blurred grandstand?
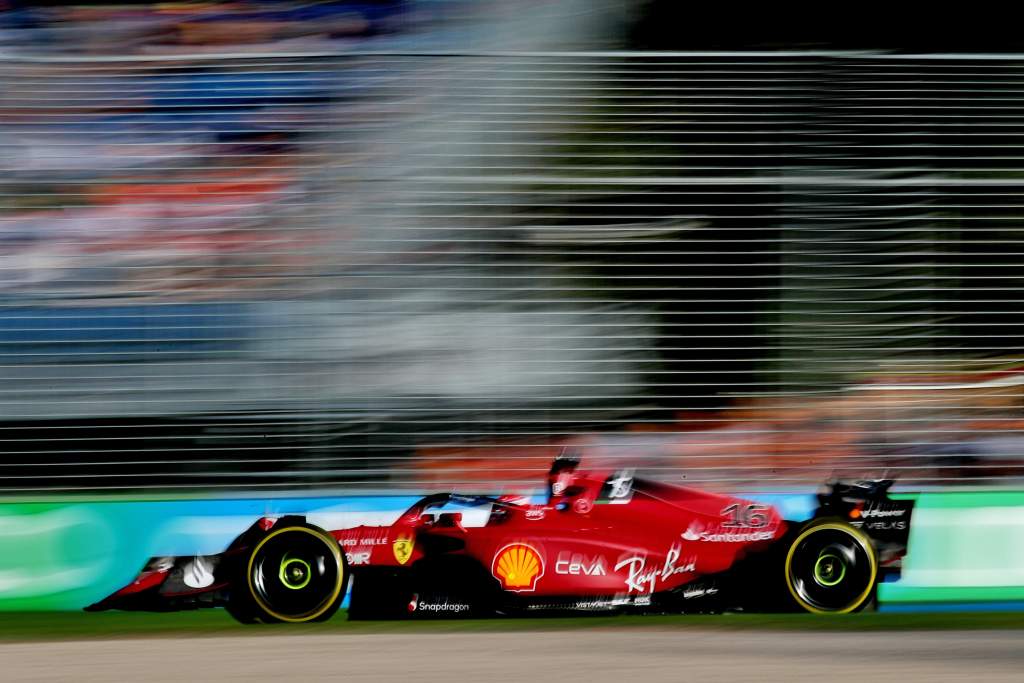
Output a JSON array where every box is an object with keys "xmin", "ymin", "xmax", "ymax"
[{"xmin": 2, "ymin": 2, "xmax": 1024, "ymax": 492}]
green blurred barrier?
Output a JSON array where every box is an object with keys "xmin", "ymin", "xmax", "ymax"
[
  {"xmin": 0, "ymin": 503, "xmax": 123, "ymax": 610},
  {"xmin": 879, "ymin": 491, "xmax": 1024, "ymax": 604}
]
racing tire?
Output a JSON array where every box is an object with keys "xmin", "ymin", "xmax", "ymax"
[
  {"xmin": 224, "ymin": 595, "xmax": 261, "ymax": 624},
  {"xmin": 228, "ymin": 523, "xmax": 346, "ymax": 624},
  {"xmin": 784, "ymin": 519, "xmax": 877, "ymax": 614}
]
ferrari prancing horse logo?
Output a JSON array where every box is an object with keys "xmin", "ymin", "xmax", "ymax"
[{"xmin": 393, "ymin": 534, "xmax": 414, "ymax": 565}]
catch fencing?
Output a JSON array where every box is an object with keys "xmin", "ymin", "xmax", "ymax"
[{"xmin": 3, "ymin": 50, "xmax": 1024, "ymax": 492}]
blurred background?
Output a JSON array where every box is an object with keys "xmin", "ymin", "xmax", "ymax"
[{"xmin": 3, "ymin": 1, "xmax": 1024, "ymax": 494}]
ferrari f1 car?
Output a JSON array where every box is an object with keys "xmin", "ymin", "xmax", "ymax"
[{"xmin": 87, "ymin": 458, "xmax": 914, "ymax": 622}]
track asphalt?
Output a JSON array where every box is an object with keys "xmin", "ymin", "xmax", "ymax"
[{"xmin": 2, "ymin": 628, "xmax": 1022, "ymax": 682}]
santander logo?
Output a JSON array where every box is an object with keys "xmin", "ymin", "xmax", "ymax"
[{"xmin": 681, "ymin": 521, "xmax": 776, "ymax": 543}]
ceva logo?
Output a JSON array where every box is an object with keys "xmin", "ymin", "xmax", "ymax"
[
  {"xmin": 555, "ymin": 552, "xmax": 607, "ymax": 576},
  {"xmin": 492, "ymin": 543, "xmax": 544, "ymax": 592}
]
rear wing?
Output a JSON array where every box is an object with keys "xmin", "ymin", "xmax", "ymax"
[{"xmin": 815, "ymin": 479, "xmax": 915, "ymax": 551}]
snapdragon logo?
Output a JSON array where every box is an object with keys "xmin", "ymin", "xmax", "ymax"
[{"xmin": 408, "ymin": 594, "xmax": 470, "ymax": 613}]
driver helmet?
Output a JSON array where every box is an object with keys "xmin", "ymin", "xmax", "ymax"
[{"xmin": 548, "ymin": 451, "xmax": 581, "ymax": 501}]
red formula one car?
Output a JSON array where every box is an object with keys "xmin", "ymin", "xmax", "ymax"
[{"xmin": 88, "ymin": 457, "xmax": 914, "ymax": 622}]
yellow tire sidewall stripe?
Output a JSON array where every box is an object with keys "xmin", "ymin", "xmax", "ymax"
[
  {"xmin": 784, "ymin": 521, "xmax": 877, "ymax": 615},
  {"xmin": 246, "ymin": 525, "xmax": 345, "ymax": 623}
]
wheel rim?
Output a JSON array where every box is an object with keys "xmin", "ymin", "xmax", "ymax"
[
  {"xmin": 279, "ymin": 554, "xmax": 312, "ymax": 590},
  {"xmin": 248, "ymin": 527, "xmax": 343, "ymax": 622},
  {"xmin": 786, "ymin": 523, "xmax": 876, "ymax": 614},
  {"xmin": 813, "ymin": 552, "xmax": 846, "ymax": 587}
]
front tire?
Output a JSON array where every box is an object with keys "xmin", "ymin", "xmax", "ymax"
[
  {"xmin": 229, "ymin": 524, "xmax": 345, "ymax": 624},
  {"xmin": 784, "ymin": 519, "xmax": 877, "ymax": 614}
]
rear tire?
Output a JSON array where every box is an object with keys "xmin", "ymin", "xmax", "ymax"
[
  {"xmin": 229, "ymin": 523, "xmax": 346, "ymax": 624},
  {"xmin": 784, "ymin": 519, "xmax": 877, "ymax": 614},
  {"xmin": 224, "ymin": 594, "xmax": 261, "ymax": 624}
]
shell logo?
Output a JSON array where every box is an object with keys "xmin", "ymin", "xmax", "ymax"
[{"xmin": 491, "ymin": 543, "xmax": 544, "ymax": 592}]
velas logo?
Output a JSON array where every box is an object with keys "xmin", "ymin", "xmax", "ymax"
[
  {"xmin": 392, "ymin": 533, "xmax": 414, "ymax": 565},
  {"xmin": 860, "ymin": 520, "xmax": 907, "ymax": 531},
  {"xmin": 492, "ymin": 543, "xmax": 544, "ymax": 592}
]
